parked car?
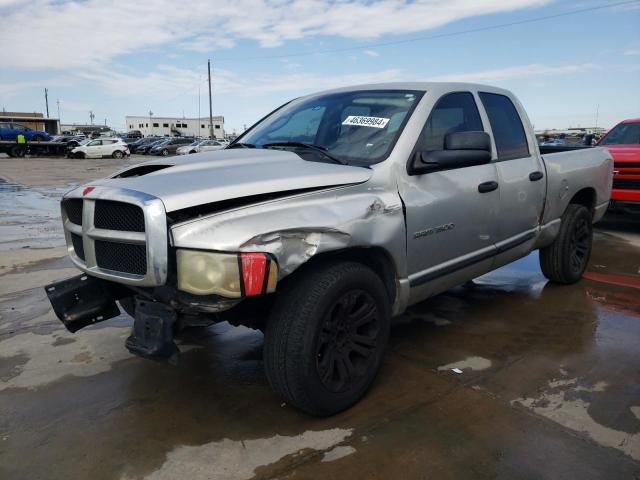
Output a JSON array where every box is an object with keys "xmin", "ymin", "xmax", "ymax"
[
  {"xmin": 150, "ymin": 137, "xmax": 194, "ymax": 156},
  {"xmin": 176, "ymin": 139, "xmax": 226, "ymax": 155},
  {"xmin": 126, "ymin": 130, "xmax": 143, "ymax": 138},
  {"xmin": 539, "ymin": 138, "xmax": 566, "ymax": 146},
  {"xmin": 46, "ymin": 82, "xmax": 612, "ymax": 416},
  {"xmin": 0, "ymin": 122, "xmax": 51, "ymax": 141},
  {"xmin": 136, "ymin": 138, "xmax": 167, "ymax": 155},
  {"xmin": 52, "ymin": 134, "xmax": 86, "ymax": 148},
  {"xmin": 597, "ymin": 118, "xmax": 640, "ymax": 213},
  {"xmin": 69, "ymin": 138, "xmax": 130, "ymax": 159}
]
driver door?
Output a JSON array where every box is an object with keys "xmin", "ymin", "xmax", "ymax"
[
  {"xmin": 85, "ymin": 139, "xmax": 103, "ymax": 157},
  {"xmin": 399, "ymin": 92, "xmax": 501, "ymax": 301}
]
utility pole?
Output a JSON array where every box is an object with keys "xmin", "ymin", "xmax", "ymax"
[
  {"xmin": 44, "ymin": 88, "xmax": 49, "ymax": 117},
  {"xmin": 149, "ymin": 110, "xmax": 153, "ymax": 134},
  {"xmin": 89, "ymin": 110, "xmax": 95, "ymax": 125},
  {"xmin": 207, "ymin": 59, "xmax": 214, "ymax": 139},
  {"xmin": 198, "ymin": 76, "xmax": 201, "ymax": 136},
  {"xmin": 56, "ymin": 99, "xmax": 61, "ymax": 122},
  {"xmin": 595, "ymin": 104, "xmax": 600, "ymax": 129}
]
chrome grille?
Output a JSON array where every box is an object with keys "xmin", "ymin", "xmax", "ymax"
[{"xmin": 61, "ymin": 188, "xmax": 167, "ymax": 286}]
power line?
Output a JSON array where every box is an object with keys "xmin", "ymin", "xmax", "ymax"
[{"xmin": 213, "ymin": 0, "xmax": 640, "ymax": 63}]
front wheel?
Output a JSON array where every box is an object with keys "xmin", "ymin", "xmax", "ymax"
[
  {"xmin": 539, "ymin": 204, "xmax": 593, "ymax": 284},
  {"xmin": 161, "ymin": 148, "xmax": 169, "ymax": 156},
  {"xmin": 264, "ymin": 261, "xmax": 390, "ymax": 416}
]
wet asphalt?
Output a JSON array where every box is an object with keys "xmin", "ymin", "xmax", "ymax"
[{"xmin": 0, "ymin": 156, "xmax": 639, "ymax": 479}]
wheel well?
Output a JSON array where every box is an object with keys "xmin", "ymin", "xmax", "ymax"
[
  {"xmin": 297, "ymin": 247, "xmax": 398, "ymax": 305},
  {"xmin": 569, "ymin": 188, "xmax": 596, "ymax": 216}
]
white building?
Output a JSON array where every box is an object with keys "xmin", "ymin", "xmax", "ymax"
[{"xmin": 125, "ymin": 115, "xmax": 225, "ymax": 139}]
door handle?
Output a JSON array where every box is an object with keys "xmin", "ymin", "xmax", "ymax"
[
  {"xmin": 478, "ymin": 181, "xmax": 499, "ymax": 193},
  {"xmin": 529, "ymin": 171, "xmax": 544, "ymax": 181}
]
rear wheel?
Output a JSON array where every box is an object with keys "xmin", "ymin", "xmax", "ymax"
[
  {"xmin": 161, "ymin": 148, "xmax": 169, "ymax": 156},
  {"xmin": 112, "ymin": 150, "xmax": 124, "ymax": 159},
  {"xmin": 264, "ymin": 261, "xmax": 390, "ymax": 416},
  {"xmin": 74, "ymin": 151, "xmax": 85, "ymax": 159},
  {"xmin": 539, "ymin": 204, "xmax": 592, "ymax": 284}
]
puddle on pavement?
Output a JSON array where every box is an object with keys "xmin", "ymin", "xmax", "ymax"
[{"xmin": 0, "ymin": 177, "xmax": 70, "ymax": 250}]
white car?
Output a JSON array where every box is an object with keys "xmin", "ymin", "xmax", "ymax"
[
  {"xmin": 70, "ymin": 138, "xmax": 130, "ymax": 159},
  {"xmin": 176, "ymin": 139, "xmax": 226, "ymax": 155}
]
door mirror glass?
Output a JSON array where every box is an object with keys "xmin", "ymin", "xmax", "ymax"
[{"xmin": 409, "ymin": 131, "xmax": 492, "ymax": 175}]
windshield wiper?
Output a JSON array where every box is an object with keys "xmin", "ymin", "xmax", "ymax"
[
  {"xmin": 228, "ymin": 142, "xmax": 256, "ymax": 149},
  {"xmin": 262, "ymin": 142, "xmax": 347, "ymax": 165}
]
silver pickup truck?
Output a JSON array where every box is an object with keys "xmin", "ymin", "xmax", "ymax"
[{"xmin": 45, "ymin": 83, "xmax": 612, "ymax": 416}]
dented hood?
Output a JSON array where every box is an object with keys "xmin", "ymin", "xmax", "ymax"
[{"xmin": 90, "ymin": 149, "xmax": 372, "ymax": 212}]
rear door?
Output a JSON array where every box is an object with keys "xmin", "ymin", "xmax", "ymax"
[
  {"xmin": 401, "ymin": 91, "xmax": 501, "ymax": 300},
  {"xmin": 478, "ymin": 92, "xmax": 545, "ymax": 261}
]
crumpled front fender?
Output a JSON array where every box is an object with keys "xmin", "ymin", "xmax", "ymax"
[{"xmin": 170, "ymin": 185, "xmax": 406, "ymax": 279}]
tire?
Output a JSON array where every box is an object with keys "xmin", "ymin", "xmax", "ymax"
[
  {"xmin": 161, "ymin": 148, "xmax": 169, "ymax": 156},
  {"xmin": 9, "ymin": 146, "xmax": 26, "ymax": 158},
  {"xmin": 112, "ymin": 150, "xmax": 124, "ymax": 159},
  {"xmin": 74, "ymin": 151, "xmax": 85, "ymax": 159},
  {"xmin": 264, "ymin": 261, "xmax": 390, "ymax": 416},
  {"xmin": 539, "ymin": 204, "xmax": 593, "ymax": 284}
]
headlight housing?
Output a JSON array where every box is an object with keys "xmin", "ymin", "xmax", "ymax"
[{"xmin": 177, "ymin": 250, "xmax": 277, "ymax": 298}]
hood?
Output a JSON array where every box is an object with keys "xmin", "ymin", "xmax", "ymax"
[
  {"xmin": 601, "ymin": 145, "xmax": 640, "ymax": 163},
  {"xmin": 89, "ymin": 149, "xmax": 372, "ymax": 212}
]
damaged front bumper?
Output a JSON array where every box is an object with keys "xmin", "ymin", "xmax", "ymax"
[{"xmin": 45, "ymin": 274, "xmax": 181, "ymax": 363}]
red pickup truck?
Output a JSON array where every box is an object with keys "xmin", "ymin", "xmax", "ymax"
[{"xmin": 598, "ymin": 118, "xmax": 640, "ymax": 213}]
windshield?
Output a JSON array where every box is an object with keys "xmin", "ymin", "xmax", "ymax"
[
  {"xmin": 601, "ymin": 122, "xmax": 640, "ymax": 145},
  {"xmin": 79, "ymin": 138, "xmax": 92, "ymax": 146},
  {"xmin": 239, "ymin": 89, "xmax": 423, "ymax": 165}
]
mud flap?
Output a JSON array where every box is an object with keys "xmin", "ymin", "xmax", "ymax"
[
  {"xmin": 125, "ymin": 298, "xmax": 180, "ymax": 365},
  {"xmin": 45, "ymin": 274, "xmax": 121, "ymax": 333}
]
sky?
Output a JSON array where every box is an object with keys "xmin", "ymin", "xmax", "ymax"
[{"xmin": 0, "ymin": 0, "xmax": 639, "ymax": 134}]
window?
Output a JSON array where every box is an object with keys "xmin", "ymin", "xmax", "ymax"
[
  {"xmin": 201, "ymin": 124, "xmax": 205, "ymax": 129},
  {"xmin": 479, "ymin": 92, "xmax": 530, "ymax": 160},
  {"xmin": 87, "ymin": 140, "xmax": 102, "ymax": 146},
  {"xmin": 139, "ymin": 123, "xmax": 143, "ymax": 128},
  {"xmin": 145, "ymin": 123, "xmax": 148, "ymax": 127},
  {"xmin": 601, "ymin": 122, "xmax": 640, "ymax": 145},
  {"xmin": 416, "ymin": 92, "xmax": 484, "ymax": 151},
  {"xmin": 215, "ymin": 125, "xmax": 220, "ymax": 129},
  {"xmin": 153, "ymin": 123, "xmax": 159, "ymax": 127},
  {"xmin": 163, "ymin": 123, "xmax": 169, "ymax": 128},
  {"xmin": 129, "ymin": 125, "xmax": 133, "ymax": 129},
  {"xmin": 182, "ymin": 123, "xmax": 188, "ymax": 128},
  {"xmin": 241, "ymin": 90, "xmax": 423, "ymax": 165}
]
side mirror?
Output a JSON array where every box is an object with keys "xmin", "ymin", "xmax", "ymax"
[{"xmin": 409, "ymin": 131, "xmax": 492, "ymax": 175}]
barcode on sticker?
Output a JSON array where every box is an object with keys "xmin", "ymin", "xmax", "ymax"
[{"xmin": 342, "ymin": 116, "xmax": 390, "ymax": 129}]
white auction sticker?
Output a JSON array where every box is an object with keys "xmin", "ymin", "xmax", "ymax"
[{"xmin": 342, "ymin": 115, "xmax": 390, "ymax": 129}]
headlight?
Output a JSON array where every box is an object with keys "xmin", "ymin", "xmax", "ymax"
[{"xmin": 177, "ymin": 250, "xmax": 277, "ymax": 298}]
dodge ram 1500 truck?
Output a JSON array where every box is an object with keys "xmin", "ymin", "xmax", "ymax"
[{"xmin": 45, "ymin": 83, "xmax": 612, "ymax": 416}]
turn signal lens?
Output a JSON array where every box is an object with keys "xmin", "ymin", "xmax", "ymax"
[{"xmin": 177, "ymin": 250, "xmax": 242, "ymax": 297}]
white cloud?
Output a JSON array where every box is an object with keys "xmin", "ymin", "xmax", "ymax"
[
  {"xmin": 364, "ymin": 50, "xmax": 380, "ymax": 57},
  {"xmin": 75, "ymin": 63, "xmax": 402, "ymax": 99},
  {"xmin": 623, "ymin": 49, "xmax": 640, "ymax": 56},
  {"xmin": 0, "ymin": 0, "xmax": 550, "ymax": 70},
  {"xmin": 429, "ymin": 63, "xmax": 599, "ymax": 83}
]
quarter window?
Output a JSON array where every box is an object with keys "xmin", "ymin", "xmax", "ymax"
[
  {"xmin": 417, "ymin": 92, "xmax": 484, "ymax": 151},
  {"xmin": 479, "ymin": 92, "xmax": 530, "ymax": 160}
]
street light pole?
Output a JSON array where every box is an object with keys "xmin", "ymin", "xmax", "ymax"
[{"xmin": 208, "ymin": 59, "xmax": 214, "ymax": 140}]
